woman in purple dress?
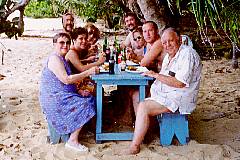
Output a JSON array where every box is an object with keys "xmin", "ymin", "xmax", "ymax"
[{"xmin": 39, "ymin": 33, "xmax": 98, "ymax": 152}]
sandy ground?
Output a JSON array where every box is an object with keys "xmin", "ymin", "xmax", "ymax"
[{"xmin": 0, "ymin": 17, "xmax": 240, "ymax": 159}]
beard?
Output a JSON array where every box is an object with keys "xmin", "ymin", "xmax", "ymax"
[
  {"xmin": 129, "ymin": 25, "xmax": 137, "ymax": 32},
  {"xmin": 64, "ymin": 24, "xmax": 73, "ymax": 32}
]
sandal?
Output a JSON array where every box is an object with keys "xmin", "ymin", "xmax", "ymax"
[{"xmin": 65, "ymin": 141, "xmax": 89, "ymax": 153}]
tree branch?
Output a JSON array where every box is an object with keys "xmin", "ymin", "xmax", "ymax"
[{"xmin": 2, "ymin": 0, "xmax": 30, "ymax": 19}]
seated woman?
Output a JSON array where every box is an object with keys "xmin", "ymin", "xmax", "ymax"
[
  {"xmin": 39, "ymin": 33, "xmax": 99, "ymax": 152},
  {"xmin": 82, "ymin": 23, "xmax": 101, "ymax": 63},
  {"xmin": 65, "ymin": 27, "xmax": 105, "ymax": 96},
  {"xmin": 127, "ymin": 26, "xmax": 147, "ymax": 63}
]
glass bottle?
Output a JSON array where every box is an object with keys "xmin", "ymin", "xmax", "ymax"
[
  {"xmin": 109, "ymin": 50, "xmax": 115, "ymax": 74},
  {"xmin": 105, "ymin": 41, "xmax": 110, "ymax": 62},
  {"xmin": 121, "ymin": 48, "xmax": 127, "ymax": 71},
  {"xmin": 103, "ymin": 36, "xmax": 107, "ymax": 53}
]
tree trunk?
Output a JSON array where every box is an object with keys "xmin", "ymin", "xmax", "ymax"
[
  {"xmin": 18, "ymin": 7, "xmax": 24, "ymax": 36},
  {"xmin": 128, "ymin": 0, "xmax": 145, "ymax": 23},
  {"xmin": 137, "ymin": 0, "xmax": 168, "ymax": 32},
  {"xmin": 232, "ymin": 43, "xmax": 239, "ymax": 69},
  {"xmin": 2, "ymin": 0, "xmax": 30, "ymax": 19}
]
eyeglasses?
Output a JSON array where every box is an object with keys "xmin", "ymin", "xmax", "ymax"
[
  {"xmin": 57, "ymin": 41, "xmax": 71, "ymax": 45},
  {"xmin": 133, "ymin": 36, "xmax": 143, "ymax": 41}
]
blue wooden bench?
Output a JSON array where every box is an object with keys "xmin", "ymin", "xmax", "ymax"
[
  {"xmin": 157, "ymin": 113, "xmax": 190, "ymax": 146},
  {"xmin": 47, "ymin": 121, "xmax": 69, "ymax": 144}
]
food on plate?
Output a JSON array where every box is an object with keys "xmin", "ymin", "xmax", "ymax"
[
  {"xmin": 102, "ymin": 63, "xmax": 109, "ymax": 70},
  {"xmin": 131, "ymin": 59, "xmax": 139, "ymax": 64},
  {"xmin": 127, "ymin": 66, "xmax": 137, "ymax": 71}
]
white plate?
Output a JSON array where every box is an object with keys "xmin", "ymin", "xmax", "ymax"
[
  {"xmin": 125, "ymin": 66, "xmax": 148, "ymax": 74},
  {"xmin": 99, "ymin": 66, "xmax": 109, "ymax": 73},
  {"xmin": 126, "ymin": 60, "xmax": 139, "ymax": 66}
]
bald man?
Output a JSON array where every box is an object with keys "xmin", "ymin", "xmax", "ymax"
[{"xmin": 124, "ymin": 27, "xmax": 202, "ymax": 154}]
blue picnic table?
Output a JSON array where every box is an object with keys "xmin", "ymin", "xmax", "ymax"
[{"xmin": 91, "ymin": 70, "xmax": 153, "ymax": 143}]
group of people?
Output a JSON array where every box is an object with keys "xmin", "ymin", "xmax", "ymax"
[
  {"xmin": 39, "ymin": 13, "xmax": 105, "ymax": 152},
  {"xmin": 39, "ymin": 12, "xmax": 202, "ymax": 154}
]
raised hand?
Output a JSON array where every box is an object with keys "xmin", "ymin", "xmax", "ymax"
[
  {"xmin": 97, "ymin": 52, "xmax": 106, "ymax": 64},
  {"xmin": 126, "ymin": 47, "xmax": 134, "ymax": 60}
]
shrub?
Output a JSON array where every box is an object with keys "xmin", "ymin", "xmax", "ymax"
[{"xmin": 24, "ymin": 0, "xmax": 56, "ymax": 18}]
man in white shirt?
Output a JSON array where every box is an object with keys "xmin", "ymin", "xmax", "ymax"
[{"xmin": 125, "ymin": 27, "xmax": 202, "ymax": 154}]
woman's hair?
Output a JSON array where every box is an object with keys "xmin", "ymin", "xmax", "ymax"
[
  {"xmin": 84, "ymin": 22, "xmax": 100, "ymax": 40},
  {"xmin": 71, "ymin": 27, "xmax": 88, "ymax": 40},
  {"xmin": 53, "ymin": 32, "xmax": 71, "ymax": 43}
]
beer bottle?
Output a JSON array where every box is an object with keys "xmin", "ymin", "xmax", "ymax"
[
  {"xmin": 103, "ymin": 36, "xmax": 107, "ymax": 53},
  {"xmin": 121, "ymin": 48, "xmax": 127, "ymax": 71},
  {"xmin": 105, "ymin": 41, "xmax": 110, "ymax": 62},
  {"xmin": 109, "ymin": 50, "xmax": 115, "ymax": 74}
]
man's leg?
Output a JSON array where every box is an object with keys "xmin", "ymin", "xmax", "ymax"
[
  {"xmin": 132, "ymin": 89, "xmax": 139, "ymax": 115},
  {"xmin": 128, "ymin": 100, "xmax": 170, "ymax": 154}
]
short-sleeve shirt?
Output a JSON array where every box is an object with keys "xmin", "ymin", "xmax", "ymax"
[
  {"xmin": 146, "ymin": 45, "xmax": 202, "ymax": 114},
  {"xmin": 125, "ymin": 31, "xmax": 136, "ymax": 49}
]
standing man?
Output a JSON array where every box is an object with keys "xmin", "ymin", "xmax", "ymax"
[
  {"xmin": 62, "ymin": 12, "xmax": 74, "ymax": 36},
  {"xmin": 124, "ymin": 27, "xmax": 202, "ymax": 154}
]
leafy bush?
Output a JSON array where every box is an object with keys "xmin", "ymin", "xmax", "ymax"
[
  {"xmin": 24, "ymin": 0, "xmax": 56, "ymax": 18},
  {"xmin": 24, "ymin": 0, "xmax": 123, "ymax": 28}
]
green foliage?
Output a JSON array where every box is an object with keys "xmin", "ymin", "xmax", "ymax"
[
  {"xmin": 0, "ymin": 0, "xmax": 7, "ymax": 8},
  {"xmin": 219, "ymin": 0, "xmax": 240, "ymax": 44},
  {"xmin": 0, "ymin": 17, "xmax": 22, "ymax": 39},
  {"xmin": 168, "ymin": 0, "xmax": 240, "ymax": 45},
  {"xmin": 24, "ymin": 0, "xmax": 123, "ymax": 28},
  {"xmin": 24, "ymin": 0, "xmax": 56, "ymax": 18}
]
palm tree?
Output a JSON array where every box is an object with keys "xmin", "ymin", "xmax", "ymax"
[{"xmin": 165, "ymin": 0, "xmax": 239, "ymax": 68}]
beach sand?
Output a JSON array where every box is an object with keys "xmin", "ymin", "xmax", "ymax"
[{"xmin": 0, "ymin": 17, "xmax": 240, "ymax": 159}]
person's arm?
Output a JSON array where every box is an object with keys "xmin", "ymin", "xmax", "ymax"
[
  {"xmin": 48, "ymin": 55, "xmax": 96, "ymax": 84},
  {"xmin": 142, "ymin": 70, "xmax": 186, "ymax": 88},
  {"xmin": 140, "ymin": 39, "xmax": 163, "ymax": 67},
  {"xmin": 121, "ymin": 32, "xmax": 132, "ymax": 49},
  {"xmin": 66, "ymin": 50, "xmax": 104, "ymax": 72}
]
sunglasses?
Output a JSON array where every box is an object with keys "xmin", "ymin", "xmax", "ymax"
[
  {"xmin": 57, "ymin": 41, "xmax": 71, "ymax": 45},
  {"xmin": 133, "ymin": 36, "xmax": 143, "ymax": 41}
]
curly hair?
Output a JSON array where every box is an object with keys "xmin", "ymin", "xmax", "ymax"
[
  {"xmin": 71, "ymin": 27, "xmax": 88, "ymax": 40},
  {"xmin": 84, "ymin": 23, "xmax": 100, "ymax": 40}
]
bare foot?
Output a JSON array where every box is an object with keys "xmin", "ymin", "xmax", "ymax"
[{"xmin": 116, "ymin": 144, "xmax": 140, "ymax": 155}]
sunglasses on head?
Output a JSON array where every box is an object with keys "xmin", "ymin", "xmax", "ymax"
[
  {"xmin": 57, "ymin": 41, "xmax": 71, "ymax": 45},
  {"xmin": 133, "ymin": 36, "xmax": 142, "ymax": 41}
]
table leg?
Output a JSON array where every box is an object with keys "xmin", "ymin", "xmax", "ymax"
[
  {"xmin": 139, "ymin": 85, "xmax": 145, "ymax": 101},
  {"xmin": 96, "ymin": 83, "xmax": 102, "ymax": 144}
]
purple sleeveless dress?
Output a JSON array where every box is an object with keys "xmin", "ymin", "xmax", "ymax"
[{"xmin": 39, "ymin": 53, "xmax": 95, "ymax": 134}]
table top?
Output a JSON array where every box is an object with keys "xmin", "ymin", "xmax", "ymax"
[{"xmin": 91, "ymin": 71, "xmax": 154, "ymax": 81}]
